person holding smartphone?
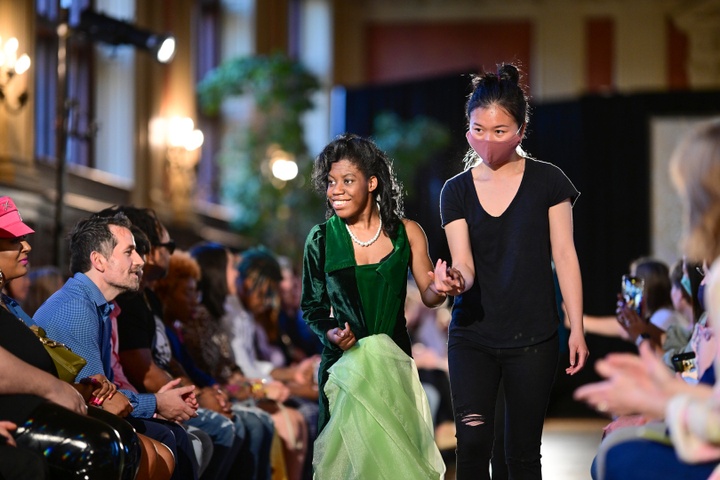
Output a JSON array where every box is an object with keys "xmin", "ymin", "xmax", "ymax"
[
  {"xmin": 616, "ymin": 258, "xmax": 691, "ymax": 350},
  {"xmin": 431, "ymin": 64, "xmax": 589, "ymax": 479}
]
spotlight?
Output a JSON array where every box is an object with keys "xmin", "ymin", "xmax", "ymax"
[{"xmin": 78, "ymin": 10, "xmax": 176, "ymax": 64}]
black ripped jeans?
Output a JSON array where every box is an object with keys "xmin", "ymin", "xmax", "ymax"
[{"xmin": 448, "ymin": 332, "xmax": 558, "ymax": 480}]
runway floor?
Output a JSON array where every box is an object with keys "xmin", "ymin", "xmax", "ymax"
[{"xmin": 442, "ymin": 417, "xmax": 607, "ymax": 480}]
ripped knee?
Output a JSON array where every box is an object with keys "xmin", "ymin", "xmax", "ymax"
[{"xmin": 459, "ymin": 413, "xmax": 486, "ymax": 427}]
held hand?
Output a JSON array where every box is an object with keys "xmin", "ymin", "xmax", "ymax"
[
  {"xmin": 428, "ymin": 259, "xmax": 465, "ymax": 297},
  {"xmin": 155, "ymin": 383, "xmax": 199, "ymax": 422},
  {"xmin": 79, "ymin": 375, "xmax": 117, "ymax": 403},
  {"xmin": 0, "ymin": 421, "xmax": 17, "ymax": 447},
  {"xmin": 158, "ymin": 377, "xmax": 198, "ymax": 408},
  {"xmin": 101, "ymin": 392, "xmax": 134, "ymax": 418},
  {"xmin": 565, "ymin": 329, "xmax": 589, "ymax": 375},
  {"xmin": 326, "ymin": 323, "xmax": 357, "ymax": 351}
]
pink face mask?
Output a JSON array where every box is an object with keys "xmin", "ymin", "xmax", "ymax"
[{"xmin": 466, "ymin": 126, "xmax": 523, "ymax": 165}]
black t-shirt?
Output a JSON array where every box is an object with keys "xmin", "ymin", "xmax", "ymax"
[
  {"xmin": 116, "ymin": 288, "xmax": 172, "ymax": 371},
  {"xmin": 0, "ymin": 307, "xmax": 57, "ymax": 424},
  {"xmin": 116, "ymin": 290, "xmax": 156, "ymax": 351},
  {"xmin": 440, "ymin": 158, "xmax": 579, "ymax": 348}
]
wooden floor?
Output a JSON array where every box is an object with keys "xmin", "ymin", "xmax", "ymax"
[
  {"xmin": 442, "ymin": 417, "xmax": 607, "ymax": 480},
  {"xmin": 541, "ymin": 418, "xmax": 606, "ymax": 480}
]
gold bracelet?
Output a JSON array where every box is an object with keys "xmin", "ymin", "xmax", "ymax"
[{"xmin": 251, "ymin": 380, "xmax": 267, "ymax": 397}]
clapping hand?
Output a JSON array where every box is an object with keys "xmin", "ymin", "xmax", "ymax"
[{"xmin": 574, "ymin": 342, "xmax": 679, "ymax": 419}]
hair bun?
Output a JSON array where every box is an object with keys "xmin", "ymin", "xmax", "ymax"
[{"xmin": 498, "ymin": 64, "xmax": 520, "ymax": 85}]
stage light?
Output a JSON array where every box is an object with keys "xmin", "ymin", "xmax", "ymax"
[{"xmin": 79, "ymin": 10, "xmax": 176, "ymax": 64}]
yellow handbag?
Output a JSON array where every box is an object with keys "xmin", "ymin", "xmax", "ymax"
[{"xmin": 30, "ymin": 325, "xmax": 87, "ymax": 383}]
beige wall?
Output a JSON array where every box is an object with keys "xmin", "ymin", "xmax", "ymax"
[{"xmin": 331, "ymin": 0, "xmax": 691, "ymax": 101}]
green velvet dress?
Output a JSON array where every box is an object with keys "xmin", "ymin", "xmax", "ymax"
[{"xmin": 301, "ymin": 215, "xmax": 445, "ymax": 479}]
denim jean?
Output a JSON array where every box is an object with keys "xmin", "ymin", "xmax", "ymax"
[
  {"xmin": 448, "ymin": 333, "xmax": 558, "ymax": 480},
  {"xmin": 186, "ymin": 407, "xmax": 241, "ymax": 480},
  {"xmin": 232, "ymin": 404, "xmax": 275, "ymax": 480}
]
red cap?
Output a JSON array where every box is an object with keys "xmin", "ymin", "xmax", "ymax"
[{"xmin": 0, "ymin": 197, "xmax": 35, "ymax": 238}]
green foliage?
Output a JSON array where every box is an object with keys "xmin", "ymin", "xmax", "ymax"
[
  {"xmin": 196, "ymin": 53, "xmax": 322, "ymax": 258},
  {"xmin": 372, "ymin": 112, "xmax": 451, "ymax": 201}
]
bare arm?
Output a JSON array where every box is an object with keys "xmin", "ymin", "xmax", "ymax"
[
  {"xmin": 0, "ymin": 346, "xmax": 86, "ymax": 414},
  {"xmin": 581, "ymin": 313, "xmax": 628, "ymax": 338},
  {"xmin": 119, "ymin": 348, "xmax": 174, "ymax": 393},
  {"xmin": 549, "ymin": 200, "xmax": 589, "ymax": 375},
  {"xmin": 438, "ymin": 219, "xmax": 475, "ymax": 295},
  {"xmin": 404, "ymin": 219, "xmax": 449, "ymax": 308}
]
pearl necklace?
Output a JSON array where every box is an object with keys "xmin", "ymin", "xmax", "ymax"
[{"xmin": 346, "ymin": 216, "xmax": 383, "ymax": 247}]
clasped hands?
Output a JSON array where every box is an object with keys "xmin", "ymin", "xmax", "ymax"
[{"xmin": 429, "ymin": 259, "xmax": 465, "ymax": 297}]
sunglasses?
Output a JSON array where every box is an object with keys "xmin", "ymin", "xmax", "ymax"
[{"xmin": 155, "ymin": 240, "xmax": 176, "ymax": 254}]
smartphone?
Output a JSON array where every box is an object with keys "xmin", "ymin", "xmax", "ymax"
[
  {"xmin": 671, "ymin": 351, "xmax": 696, "ymax": 373},
  {"xmin": 621, "ymin": 275, "xmax": 644, "ymax": 316}
]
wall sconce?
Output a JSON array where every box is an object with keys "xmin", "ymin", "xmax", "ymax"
[
  {"xmin": 160, "ymin": 116, "xmax": 203, "ymax": 221},
  {"xmin": 266, "ymin": 144, "xmax": 298, "ymax": 188},
  {"xmin": 166, "ymin": 116, "xmax": 204, "ymax": 152},
  {"xmin": 0, "ymin": 36, "xmax": 31, "ymax": 112},
  {"xmin": 79, "ymin": 9, "xmax": 176, "ymax": 64}
]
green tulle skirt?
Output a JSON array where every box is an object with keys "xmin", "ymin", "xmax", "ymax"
[{"xmin": 313, "ymin": 334, "xmax": 446, "ymax": 479}]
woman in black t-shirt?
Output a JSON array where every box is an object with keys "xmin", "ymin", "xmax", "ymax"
[{"xmin": 431, "ymin": 65, "xmax": 589, "ymax": 479}]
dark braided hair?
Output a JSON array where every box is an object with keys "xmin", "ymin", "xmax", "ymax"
[{"xmin": 311, "ymin": 133, "xmax": 404, "ymax": 240}]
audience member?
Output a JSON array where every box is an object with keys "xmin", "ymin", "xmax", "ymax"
[
  {"xmin": 189, "ymin": 243, "xmax": 309, "ymax": 480},
  {"xmin": 34, "ymin": 212, "xmax": 201, "ymax": 480},
  {"xmin": 575, "ymin": 118, "xmax": 720, "ymax": 479},
  {"xmin": 0, "ymin": 196, "xmax": 145, "ymax": 479},
  {"xmin": 155, "ymin": 248, "xmax": 277, "ymax": 480},
  {"xmin": 277, "ymin": 256, "xmax": 322, "ymax": 363},
  {"xmin": 96, "ymin": 205, "xmax": 251, "ymax": 480},
  {"xmin": 581, "ymin": 257, "xmax": 691, "ymax": 353},
  {"xmin": 616, "ymin": 257, "xmax": 691, "ymax": 350},
  {"xmin": 661, "ymin": 258, "xmax": 705, "ymax": 375}
]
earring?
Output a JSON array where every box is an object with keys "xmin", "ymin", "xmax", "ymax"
[{"xmin": 0, "ymin": 268, "xmax": 4, "ymax": 289}]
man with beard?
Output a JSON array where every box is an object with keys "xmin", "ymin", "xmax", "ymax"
[
  {"xmin": 104, "ymin": 206, "xmax": 269, "ymax": 480},
  {"xmin": 34, "ymin": 212, "xmax": 201, "ymax": 480}
]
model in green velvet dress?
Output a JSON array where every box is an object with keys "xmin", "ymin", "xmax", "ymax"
[{"xmin": 301, "ymin": 134, "xmax": 458, "ymax": 479}]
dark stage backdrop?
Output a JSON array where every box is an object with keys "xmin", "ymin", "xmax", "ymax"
[{"xmin": 338, "ymin": 74, "xmax": 720, "ymax": 316}]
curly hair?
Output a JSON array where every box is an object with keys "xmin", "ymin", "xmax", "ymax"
[
  {"xmin": 153, "ymin": 250, "xmax": 201, "ymax": 320},
  {"xmin": 670, "ymin": 118, "xmax": 720, "ymax": 262},
  {"xmin": 311, "ymin": 133, "xmax": 404, "ymax": 239}
]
